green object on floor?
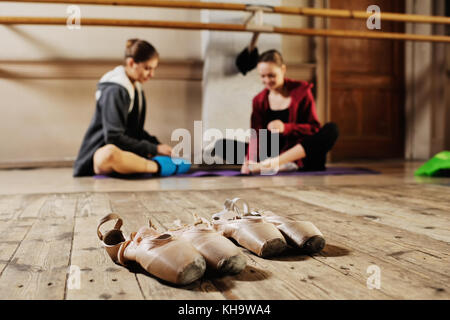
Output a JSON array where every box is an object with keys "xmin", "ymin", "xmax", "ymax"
[{"xmin": 415, "ymin": 151, "xmax": 450, "ymax": 177}]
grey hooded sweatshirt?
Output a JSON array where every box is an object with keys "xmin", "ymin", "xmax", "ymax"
[{"xmin": 73, "ymin": 65, "xmax": 160, "ymax": 177}]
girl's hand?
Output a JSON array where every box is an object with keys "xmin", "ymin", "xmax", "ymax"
[
  {"xmin": 267, "ymin": 120, "xmax": 285, "ymax": 133},
  {"xmin": 157, "ymin": 144, "xmax": 173, "ymax": 156}
]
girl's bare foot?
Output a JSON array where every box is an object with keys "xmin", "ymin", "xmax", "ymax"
[{"xmin": 248, "ymin": 158, "xmax": 280, "ymax": 174}]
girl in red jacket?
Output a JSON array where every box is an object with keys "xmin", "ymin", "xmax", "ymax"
[{"xmin": 242, "ymin": 50, "xmax": 339, "ymax": 174}]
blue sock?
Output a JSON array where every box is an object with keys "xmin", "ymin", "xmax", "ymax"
[
  {"xmin": 151, "ymin": 156, "xmax": 177, "ymax": 177},
  {"xmin": 151, "ymin": 157, "xmax": 191, "ymax": 177},
  {"xmin": 172, "ymin": 158, "xmax": 191, "ymax": 174}
]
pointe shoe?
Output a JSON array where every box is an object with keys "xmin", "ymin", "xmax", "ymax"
[
  {"xmin": 97, "ymin": 213, "xmax": 206, "ymax": 285},
  {"xmin": 225, "ymin": 198, "xmax": 326, "ymax": 254},
  {"xmin": 168, "ymin": 214, "xmax": 246, "ymax": 275},
  {"xmin": 211, "ymin": 199, "xmax": 287, "ymax": 258}
]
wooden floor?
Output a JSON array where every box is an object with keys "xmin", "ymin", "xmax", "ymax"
[{"xmin": 0, "ymin": 161, "xmax": 449, "ymax": 300}]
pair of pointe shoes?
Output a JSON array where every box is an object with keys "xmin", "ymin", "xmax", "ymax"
[
  {"xmin": 97, "ymin": 199, "xmax": 324, "ymax": 285},
  {"xmin": 212, "ymin": 198, "xmax": 325, "ymax": 258},
  {"xmin": 97, "ymin": 213, "xmax": 247, "ymax": 286}
]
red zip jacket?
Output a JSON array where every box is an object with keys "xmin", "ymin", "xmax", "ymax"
[{"xmin": 247, "ymin": 78, "xmax": 321, "ymax": 168}]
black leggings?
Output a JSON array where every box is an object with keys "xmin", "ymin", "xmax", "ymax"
[
  {"xmin": 213, "ymin": 122, "xmax": 339, "ymax": 170},
  {"xmin": 300, "ymin": 122, "xmax": 339, "ymax": 171}
]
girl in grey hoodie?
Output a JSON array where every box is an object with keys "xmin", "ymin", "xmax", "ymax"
[{"xmin": 73, "ymin": 39, "xmax": 175, "ymax": 177}]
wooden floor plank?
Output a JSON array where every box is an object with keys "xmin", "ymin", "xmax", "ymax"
[
  {"xmin": 0, "ymin": 194, "xmax": 29, "ymax": 220},
  {"xmin": 353, "ymin": 184, "xmax": 450, "ymax": 214},
  {"xmin": 332, "ymin": 185, "xmax": 450, "ymax": 226},
  {"xmin": 263, "ymin": 187, "xmax": 450, "ymax": 265},
  {"xmin": 399, "ymin": 184, "xmax": 450, "ymax": 203},
  {"xmin": 0, "ymin": 194, "xmax": 47, "ymax": 278},
  {"xmin": 311, "ymin": 240, "xmax": 449, "ymax": 300},
  {"xmin": 258, "ymin": 188, "xmax": 450, "ymax": 297},
  {"xmin": 66, "ymin": 192, "xmax": 144, "ymax": 300},
  {"xmin": 271, "ymin": 186, "xmax": 450, "ymax": 243},
  {"xmin": 0, "ymin": 194, "xmax": 77, "ymax": 299}
]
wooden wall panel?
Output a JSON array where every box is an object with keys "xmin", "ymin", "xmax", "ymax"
[{"xmin": 328, "ymin": 0, "xmax": 405, "ymax": 160}]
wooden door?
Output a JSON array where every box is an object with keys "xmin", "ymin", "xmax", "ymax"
[{"xmin": 328, "ymin": 0, "xmax": 405, "ymax": 160}]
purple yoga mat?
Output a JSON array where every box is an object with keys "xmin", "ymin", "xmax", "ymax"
[
  {"xmin": 179, "ymin": 167, "xmax": 379, "ymax": 177},
  {"xmin": 93, "ymin": 167, "xmax": 380, "ymax": 180}
]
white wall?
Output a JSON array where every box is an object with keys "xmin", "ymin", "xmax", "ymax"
[
  {"xmin": 0, "ymin": 2, "xmax": 203, "ymax": 164},
  {"xmin": 200, "ymin": 0, "xmax": 314, "ymax": 152},
  {"xmin": 201, "ymin": 0, "xmax": 281, "ymax": 148},
  {"xmin": 405, "ymin": 0, "xmax": 450, "ymax": 160},
  {"xmin": 0, "ymin": 2, "xmax": 202, "ymax": 60}
]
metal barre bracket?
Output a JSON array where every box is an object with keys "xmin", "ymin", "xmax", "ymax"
[
  {"xmin": 244, "ymin": 5, "xmax": 274, "ymax": 32},
  {"xmin": 245, "ymin": 5, "xmax": 275, "ymax": 13}
]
